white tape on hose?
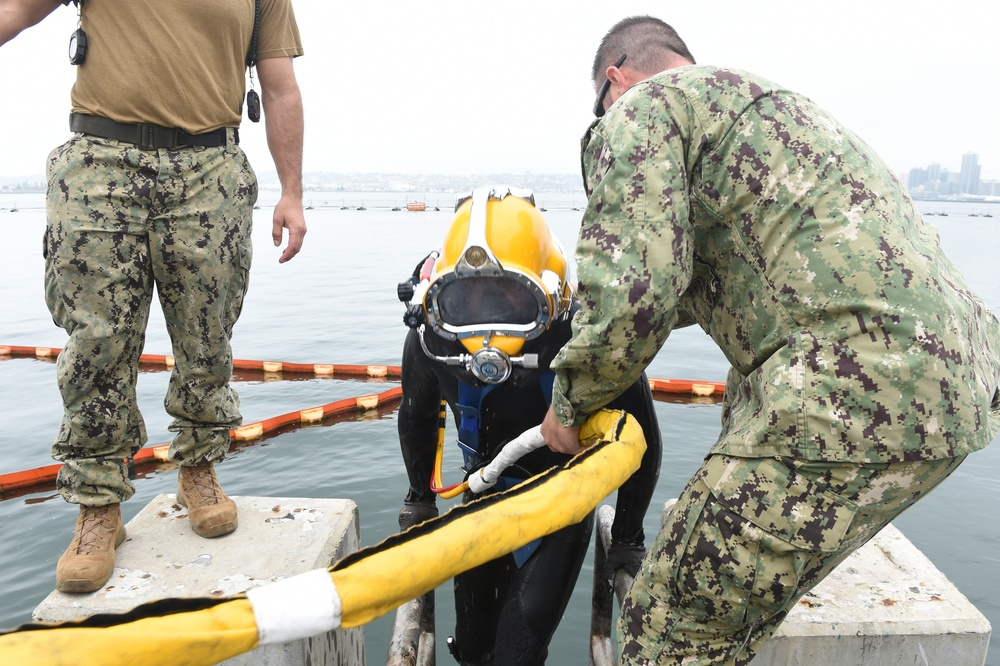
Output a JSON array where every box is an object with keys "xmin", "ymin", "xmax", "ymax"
[
  {"xmin": 248, "ymin": 568, "xmax": 342, "ymax": 645},
  {"xmin": 467, "ymin": 425, "xmax": 546, "ymax": 493},
  {"xmin": 467, "ymin": 468, "xmax": 496, "ymax": 494}
]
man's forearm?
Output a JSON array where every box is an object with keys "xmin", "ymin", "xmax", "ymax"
[
  {"xmin": 0, "ymin": 0, "xmax": 62, "ymax": 46},
  {"xmin": 263, "ymin": 86, "xmax": 304, "ymax": 200}
]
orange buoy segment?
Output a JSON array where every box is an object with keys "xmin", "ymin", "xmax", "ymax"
[
  {"xmin": 300, "ymin": 407, "xmax": 325, "ymax": 423},
  {"xmin": 356, "ymin": 395, "xmax": 379, "ymax": 410},
  {"xmin": 233, "ymin": 423, "xmax": 266, "ymax": 442},
  {"xmin": 0, "ymin": 463, "xmax": 63, "ymax": 492},
  {"xmin": 131, "ymin": 445, "xmax": 170, "ymax": 464},
  {"xmin": 648, "ymin": 377, "xmax": 725, "ymax": 396}
]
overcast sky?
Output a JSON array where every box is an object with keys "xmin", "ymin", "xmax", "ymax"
[{"xmin": 1, "ymin": 0, "xmax": 998, "ymax": 181}]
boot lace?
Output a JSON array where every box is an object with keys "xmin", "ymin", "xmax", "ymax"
[
  {"xmin": 73, "ymin": 506, "xmax": 114, "ymax": 556},
  {"xmin": 185, "ymin": 466, "xmax": 223, "ymax": 505}
]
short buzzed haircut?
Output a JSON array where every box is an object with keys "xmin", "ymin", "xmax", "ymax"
[{"xmin": 591, "ymin": 16, "xmax": 696, "ymax": 85}]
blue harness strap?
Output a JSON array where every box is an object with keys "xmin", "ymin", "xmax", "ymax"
[
  {"xmin": 539, "ymin": 369, "xmax": 555, "ymax": 404},
  {"xmin": 454, "ymin": 371, "xmax": 557, "ymax": 567},
  {"xmin": 456, "ymin": 382, "xmax": 494, "ymax": 471}
]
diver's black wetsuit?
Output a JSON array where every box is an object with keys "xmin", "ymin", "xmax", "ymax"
[{"xmin": 398, "ymin": 309, "xmax": 662, "ymax": 666}]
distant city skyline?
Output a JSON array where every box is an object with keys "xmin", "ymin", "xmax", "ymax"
[
  {"xmin": 4, "ymin": 151, "xmax": 998, "ymax": 201},
  {"xmin": 906, "ymin": 152, "xmax": 999, "ymax": 198}
]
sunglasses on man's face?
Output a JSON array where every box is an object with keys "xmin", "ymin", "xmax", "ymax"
[{"xmin": 593, "ymin": 54, "xmax": 627, "ymax": 118}]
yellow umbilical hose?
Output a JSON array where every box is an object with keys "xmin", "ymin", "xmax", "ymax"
[{"xmin": 0, "ymin": 409, "xmax": 646, "ymax": 666}]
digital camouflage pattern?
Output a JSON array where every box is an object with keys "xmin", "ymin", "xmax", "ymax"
[
  {"xmin": 551, "ymin": 66, "xmax": 1000, "ymax": 464},
  {"xmin": 44, "ymin": 133, "xmax": 257, "ymax": 505},
  {"xmin": 618, "ymin": 453, "xmax": 965, "ymax": 664},
  {"xmin": 547, "ymin": 65, "xmax": 1000, "ymax": 664}
]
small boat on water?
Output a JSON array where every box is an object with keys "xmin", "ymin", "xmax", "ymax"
[{"xmin": 406, "ymin": 201, "xmax": 426, "ymax": 212}]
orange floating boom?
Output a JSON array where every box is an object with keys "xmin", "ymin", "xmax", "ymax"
[
  {"xmin": 1, "ymin": 343, "xmax": 727, "ymax": 496},
  {"xmin": 0, "ymin": 387, "xmax": 403, "ymax": 496},
  {"xmin": 3, "ymin": 345, "xmax": 721, "ymax": 392},
  {"xmin": 0, "ymin": 345, "xmax": 402, "ymax": 378},
  {"xmin": 0, "ymin": 463, "xmax": 64, "ymax": 493}
]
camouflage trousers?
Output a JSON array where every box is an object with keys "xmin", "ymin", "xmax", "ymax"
[
  {"xmin": 617, "ymin": 452, "xmax": 965, "ymax": 665},
  {"xmin": 43, "ymin": 132, "xmax": 257, "ymax": 506}
]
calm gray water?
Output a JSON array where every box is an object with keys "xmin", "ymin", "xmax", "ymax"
[{"xmin": 1, "ymin": 190, "xmax": 998, "ymax": 665}]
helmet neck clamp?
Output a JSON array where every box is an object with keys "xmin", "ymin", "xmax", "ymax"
[{"xmin": 417, "ymin": 326, "xmax": 539, "ymax": 385}]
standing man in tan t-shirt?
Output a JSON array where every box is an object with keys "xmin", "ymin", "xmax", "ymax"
[{"xmin": 0, "ymin": 0, "xmax": 306, "ymax": 593}]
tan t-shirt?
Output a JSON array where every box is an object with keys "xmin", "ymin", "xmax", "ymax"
[{"xmin": 69, "ymin": 0, "xmax": 303, "ymax": 133}]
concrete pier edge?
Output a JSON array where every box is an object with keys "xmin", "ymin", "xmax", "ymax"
[{"xmin": 34, "ymin": 494, "xmax": 365, "ymax": 666}]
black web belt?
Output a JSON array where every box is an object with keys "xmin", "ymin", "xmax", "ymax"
[{"xmin": 69, "ymin": 113, "xmax": 238, "ymax": 150}]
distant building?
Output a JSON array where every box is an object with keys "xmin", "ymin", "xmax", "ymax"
[
  {"xmin": 926, "ymin": 162, "xmax": 943, "ymax": 184},
  {"xmin": 959, "ymin": 153, "xmax": 981, "ymax": 195},
  {"xmin": 907, "ymin": 167, "xmax": 928, "ymax": 190}
]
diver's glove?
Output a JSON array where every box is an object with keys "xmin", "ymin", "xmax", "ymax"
[
  {"xmin": 605, "ymin": 542, "xmax": 646, "ymax": 580},
  {"xmin": 398, "ymin": 500, "xmax": 438, "ymax": 531}
]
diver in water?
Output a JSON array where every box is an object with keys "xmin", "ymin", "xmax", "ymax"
[{"xmin": 395, "ymin": 186, "xmax": 663, "ymax": 665}]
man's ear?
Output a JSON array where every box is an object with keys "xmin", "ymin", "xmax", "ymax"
[{"xmin": 606, "ymin": 65, "xmax": 632, "ymax": 101}]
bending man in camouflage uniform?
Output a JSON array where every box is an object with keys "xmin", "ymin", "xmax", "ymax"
[
  {"xmin": 1, "ymin": 0, "xmax": 305, "ymax": 593},
  {"xmin": 541, "ymin": 15, "xmax": 1000, "ymax": 665}
]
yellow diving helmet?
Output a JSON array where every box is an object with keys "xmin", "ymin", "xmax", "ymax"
[{"xmin": 406, "ymin": 186, "xmax": 575, "ymax": 384}]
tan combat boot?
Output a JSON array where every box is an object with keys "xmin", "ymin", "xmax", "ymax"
[
  {"xmin": 55, "ymin": 503, "xmax": 126, "ymax": 594},
  {"xmin": 177, "ymin": 462, "xmax": 238, "ymax": 538}
]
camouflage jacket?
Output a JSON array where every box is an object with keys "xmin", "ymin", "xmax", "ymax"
[{"xmin": 551, "ymin": 66, "xmax": 1000, "ymax": 462}]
